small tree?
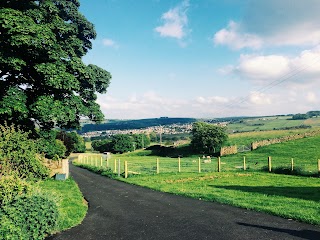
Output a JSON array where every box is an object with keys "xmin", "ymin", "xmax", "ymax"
[
  {"xmin": 91, "ymin": 139, "xmax": 112, "ymax": 153},
  {"xmin": 36, "ymin": 130, "xmax": 66, "ymax": 159},
  {"xmin": 111, "ymin": 134, "xmax": 134, "ymax": 153},
  {"xmin": 56, "ymin": 131, "xmax": 86, "ymax": 155},
  {"xmin": 191, "ymin": 122, "xmax": 228, "ymax": 154},
  {"xmin": 132, "ymin": 134, "xmax": 150, "ymax": 149}
]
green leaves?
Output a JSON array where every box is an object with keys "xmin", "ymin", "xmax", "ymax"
[
  {"xmin": 191, "ymin": 122, "xmax": 228, "ymax": 154},
  {"xmin": 0, "ymin": 124, "xmax": 49, "ymax": 179},
  {"xmin": 0, "ymin": 1, "xmax": 111, "ymax": 131}
]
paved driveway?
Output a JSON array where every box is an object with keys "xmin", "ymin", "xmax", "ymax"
[{"xmin": 47, "ymin": 164, "xmax": 320, "ymax": 240}]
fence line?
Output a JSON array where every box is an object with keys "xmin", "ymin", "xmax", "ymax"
[{"xmin": 75, "ymin": 154, "xmax": 320, "ymax": 178}]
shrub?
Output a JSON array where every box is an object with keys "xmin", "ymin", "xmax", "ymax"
[
  {"xmin": 0, "ymin": 124, "xmax": 49, "ymax": 179},
  {"xmin": 0, "ymin": 175, "xmax": 33, "ymax": 205},
  {"xmin": 0, "ymin": 193, "xmax": 58, "ymax": 240},
  {"xmin": 36, "ymin": 130, "xmax": 66, "ymax": 159}
]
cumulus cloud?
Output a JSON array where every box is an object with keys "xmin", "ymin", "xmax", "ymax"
[
  {"xmin": 222, "ymin": 46, "xmax": 320, "ymax": 86},
  {"xmin": 213, "ymin": 21, "xmax": 263, "ymax": 50},
  {"xmin": 155, "ymin": 0, "xmax": 190, "ymax": 40},
  {"xmin": 231, "ymin": 54, "xmax": 290, "ymax": 82},
  {"xmin": 213, "ymin": 0, "xmax": 320, "ymax": 49}
]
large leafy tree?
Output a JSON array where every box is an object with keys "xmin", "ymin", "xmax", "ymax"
[
  {"xmin": 191, "ymin": 122, "xmax": 228, "ymax": 154},
  {"xmin": 0, "ymin": 0, "xmax": 111, "ymax": 132}
]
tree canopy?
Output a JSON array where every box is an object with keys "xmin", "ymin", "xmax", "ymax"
[
  {"xmin": 191, "ymin": 122, "xmax": 228, "ymax": 154},
  {"xmin": 0, "ymin": 0, "xmax": 111, "ymax": 132}
]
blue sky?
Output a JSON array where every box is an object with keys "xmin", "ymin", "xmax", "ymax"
[{"xmin": 80, "ymin": 0, "xmax": 320, "ymax": 119}]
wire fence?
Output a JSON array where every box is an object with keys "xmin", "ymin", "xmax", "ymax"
[{"xmin": 75, "ymin": 154, "xmax": 320, "ymax": 178}]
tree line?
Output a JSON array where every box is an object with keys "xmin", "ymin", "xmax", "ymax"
[{"xmin": 92, "ymin": 133, "xmax": 151, "ymax": 153}]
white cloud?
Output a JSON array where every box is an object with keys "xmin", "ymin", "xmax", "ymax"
[
  {"xmin": 213, "ymin": 21, "xmax": 263, "ymax": 50},
  {"xmin": 290, "ymin": 47, "xmax": 320, "ymax": 78},
  {"xmin": 306, "ymin": 92, "xmax": 317, "ymax": 103},
  {"xmin": 249, "ymin": 92, "xmax": 272, "ymax": 105},
  {"xmin": 96, "ymin": 88, "xmax": 320, "ymax": 119},
  {"xmin": 196, "ymin": 96, "xmax": 229, "ymax": 104},
  {"xmin": 155, "ymin": 0, "xmax": 189, "ymax": 40},
  {"xmin": 102, "ymin": 38, "xmax": 119, "ymax": 48},
  {"xmin": 233, "ymin": 54, "xmax": 290, "ymax": 82},
  {"xmin": 223, "ymin": 46, "xmax": 320, "ymax": 85},
  {"xmin": 214, "ymin": 1, "xmax": 320, "ymax": 50}
]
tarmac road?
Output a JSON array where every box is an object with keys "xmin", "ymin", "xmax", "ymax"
[{"xmin": 47, "ymin": 164, "xmax": 320, "ymax": 240}]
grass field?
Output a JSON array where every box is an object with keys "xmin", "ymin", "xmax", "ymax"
[
  {"xmin": 225, "ymin": 115, "xmax": 320, "ymax": 132},
  {"xmin": 78, "ymin": 132, "xmax": 320, "ymax": 175},
  {"xmin": 226, "ymin": 128, "xmax": 316, "ymax": 146},
  {"xmin": 40, "ymin": 178, "xmax": 87, "ymax": 233},
  {"xmin": 118, "ymin": 172, "xmax": 320, "ymax": 225},
  {"xmin": 75, "ymin": 127, "xmax": 320, "ymax": 225}
]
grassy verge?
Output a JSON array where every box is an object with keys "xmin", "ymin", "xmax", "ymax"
[
  {"xmin": 119, "ymin": 172, "xmax": 320, "ymax": 225},
  {"xmin": 39, "ymin": 178, "xmax": 87, "ymax": 233}
]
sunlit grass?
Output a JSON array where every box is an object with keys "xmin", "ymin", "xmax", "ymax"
[
  {"xmin": 40, "ymin": 178, "xmax": 87, "ymax": 233},
  {"xmin": 119, "ymin": 172, "xmax": 320, "ymax": 225}
]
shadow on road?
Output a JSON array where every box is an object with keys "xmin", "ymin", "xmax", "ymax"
[
  {"xmin": 214, "ymin": 185, "xmax": 320, "ymax": 202},
  {"xmin": 237, "ymin": 222, "xmax": 320, "ymax": 240}
]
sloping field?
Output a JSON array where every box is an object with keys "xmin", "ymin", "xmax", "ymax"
[{"xmin": 223, "ymin": 134, "xmax": 320, "ymax": 174}]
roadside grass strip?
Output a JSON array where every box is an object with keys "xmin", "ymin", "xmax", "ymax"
[{"xmin": 40, "ymin": 178, "xmax": 88, "ymax": 233}]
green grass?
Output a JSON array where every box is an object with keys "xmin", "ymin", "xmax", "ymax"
[
  {"xmin": 74, "ymin": 129, "xmax": 320, "ymax": 225},
  {"xmin": 85, "ymin": 141, "xmax": 92, "ymax": 151},
  {"xmin": 223, "ymin": 134, "xmax": 320, "ymax": 174},
  {"xmin": 76, "ymin": 133, "xmax": 320, "ymax": 175},
  {"xmin": 227, "ymin": 116, "xmax": 307, "ymax": 132},
  {"xmin": 226, "ymin": 128, "xmax": 315, "ymax": 146},
  {"xmin": 118, "ymin": 172, "xmax": 320, "ymax": 225},
  {"xmin": 39, "ymin": 178, "xmax": 87, "ymax": 233}
]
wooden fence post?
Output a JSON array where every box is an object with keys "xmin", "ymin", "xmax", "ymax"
[
  {"xmin": 124, "ymin": 161, "xmax": 128, "ymax": 179},
  {"xmin": 114, "ymin": 159, "xmax": 117, "ymax": 173},
  {"xmin": 156, "ymin": 158, "xmax": 159, "ymax": 174},
  {"xmin": 291, "ymin": 158, "xmax": 294, "ymax": 172},
  {"xmin": 100, "ymin": 157, "xmax": 103, "ymax": 167},
  {"xmin": 268, "ymin": 156, "xmax": 272, "ymax": 172},
  {"xmin": 178, "ymin": 157, "xmax": 181, "ymax": 173},
  {"xmin": 243, "ymin": 156, "xmax": 246, "ymax": 171},
  {"xmin": 198, "ymin": 157, "xmax": 201, "ymax": 173},
  {"xmin": 218, "ymin": 157, "xmax": 221, "ymax": 172},
  {"xmin": 106, "ymin": 159, "xmax": 109, "ymax": 168},
  {"xmin": 118, "ymin": 159, "xmax": 121, "ymax": 177}
]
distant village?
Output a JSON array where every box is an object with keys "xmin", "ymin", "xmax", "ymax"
[{"xmin": 81, "ymin": 121, "xmax": 229, "ymax": 139}]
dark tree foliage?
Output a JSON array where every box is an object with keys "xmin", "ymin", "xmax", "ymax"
[
  {"xmin": 56, "ymin": 131, "xmax": 85, "ymax": 155},
  {"xmin": 132, "ymin": 134, "xmax": 150, "ymax": 149},
  {"xmin": 292, "ymin": 114, "xmax": 308, "ymax": 120},
  {"xmin": 191, "ymin": 122, "xmax": 228, "ymax": 154},
  {"xmin": 36, "ymin": 129, "xmax": 66, "ymax": 159},
  {"xmin": 0, "ymin": 0, "xmax": 111, "ymax": 132},
  {"xmin": 111, "ymin": 134, "xmax": 134, "ymax": 153},
  {"xmin": 91, "ymin": 139, "xmax": 112, "ymax": 153}
]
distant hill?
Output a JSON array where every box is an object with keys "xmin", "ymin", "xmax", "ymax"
[{"xmin": 78, "ymin": 118, "xmax": 197, "ymax": 133}]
